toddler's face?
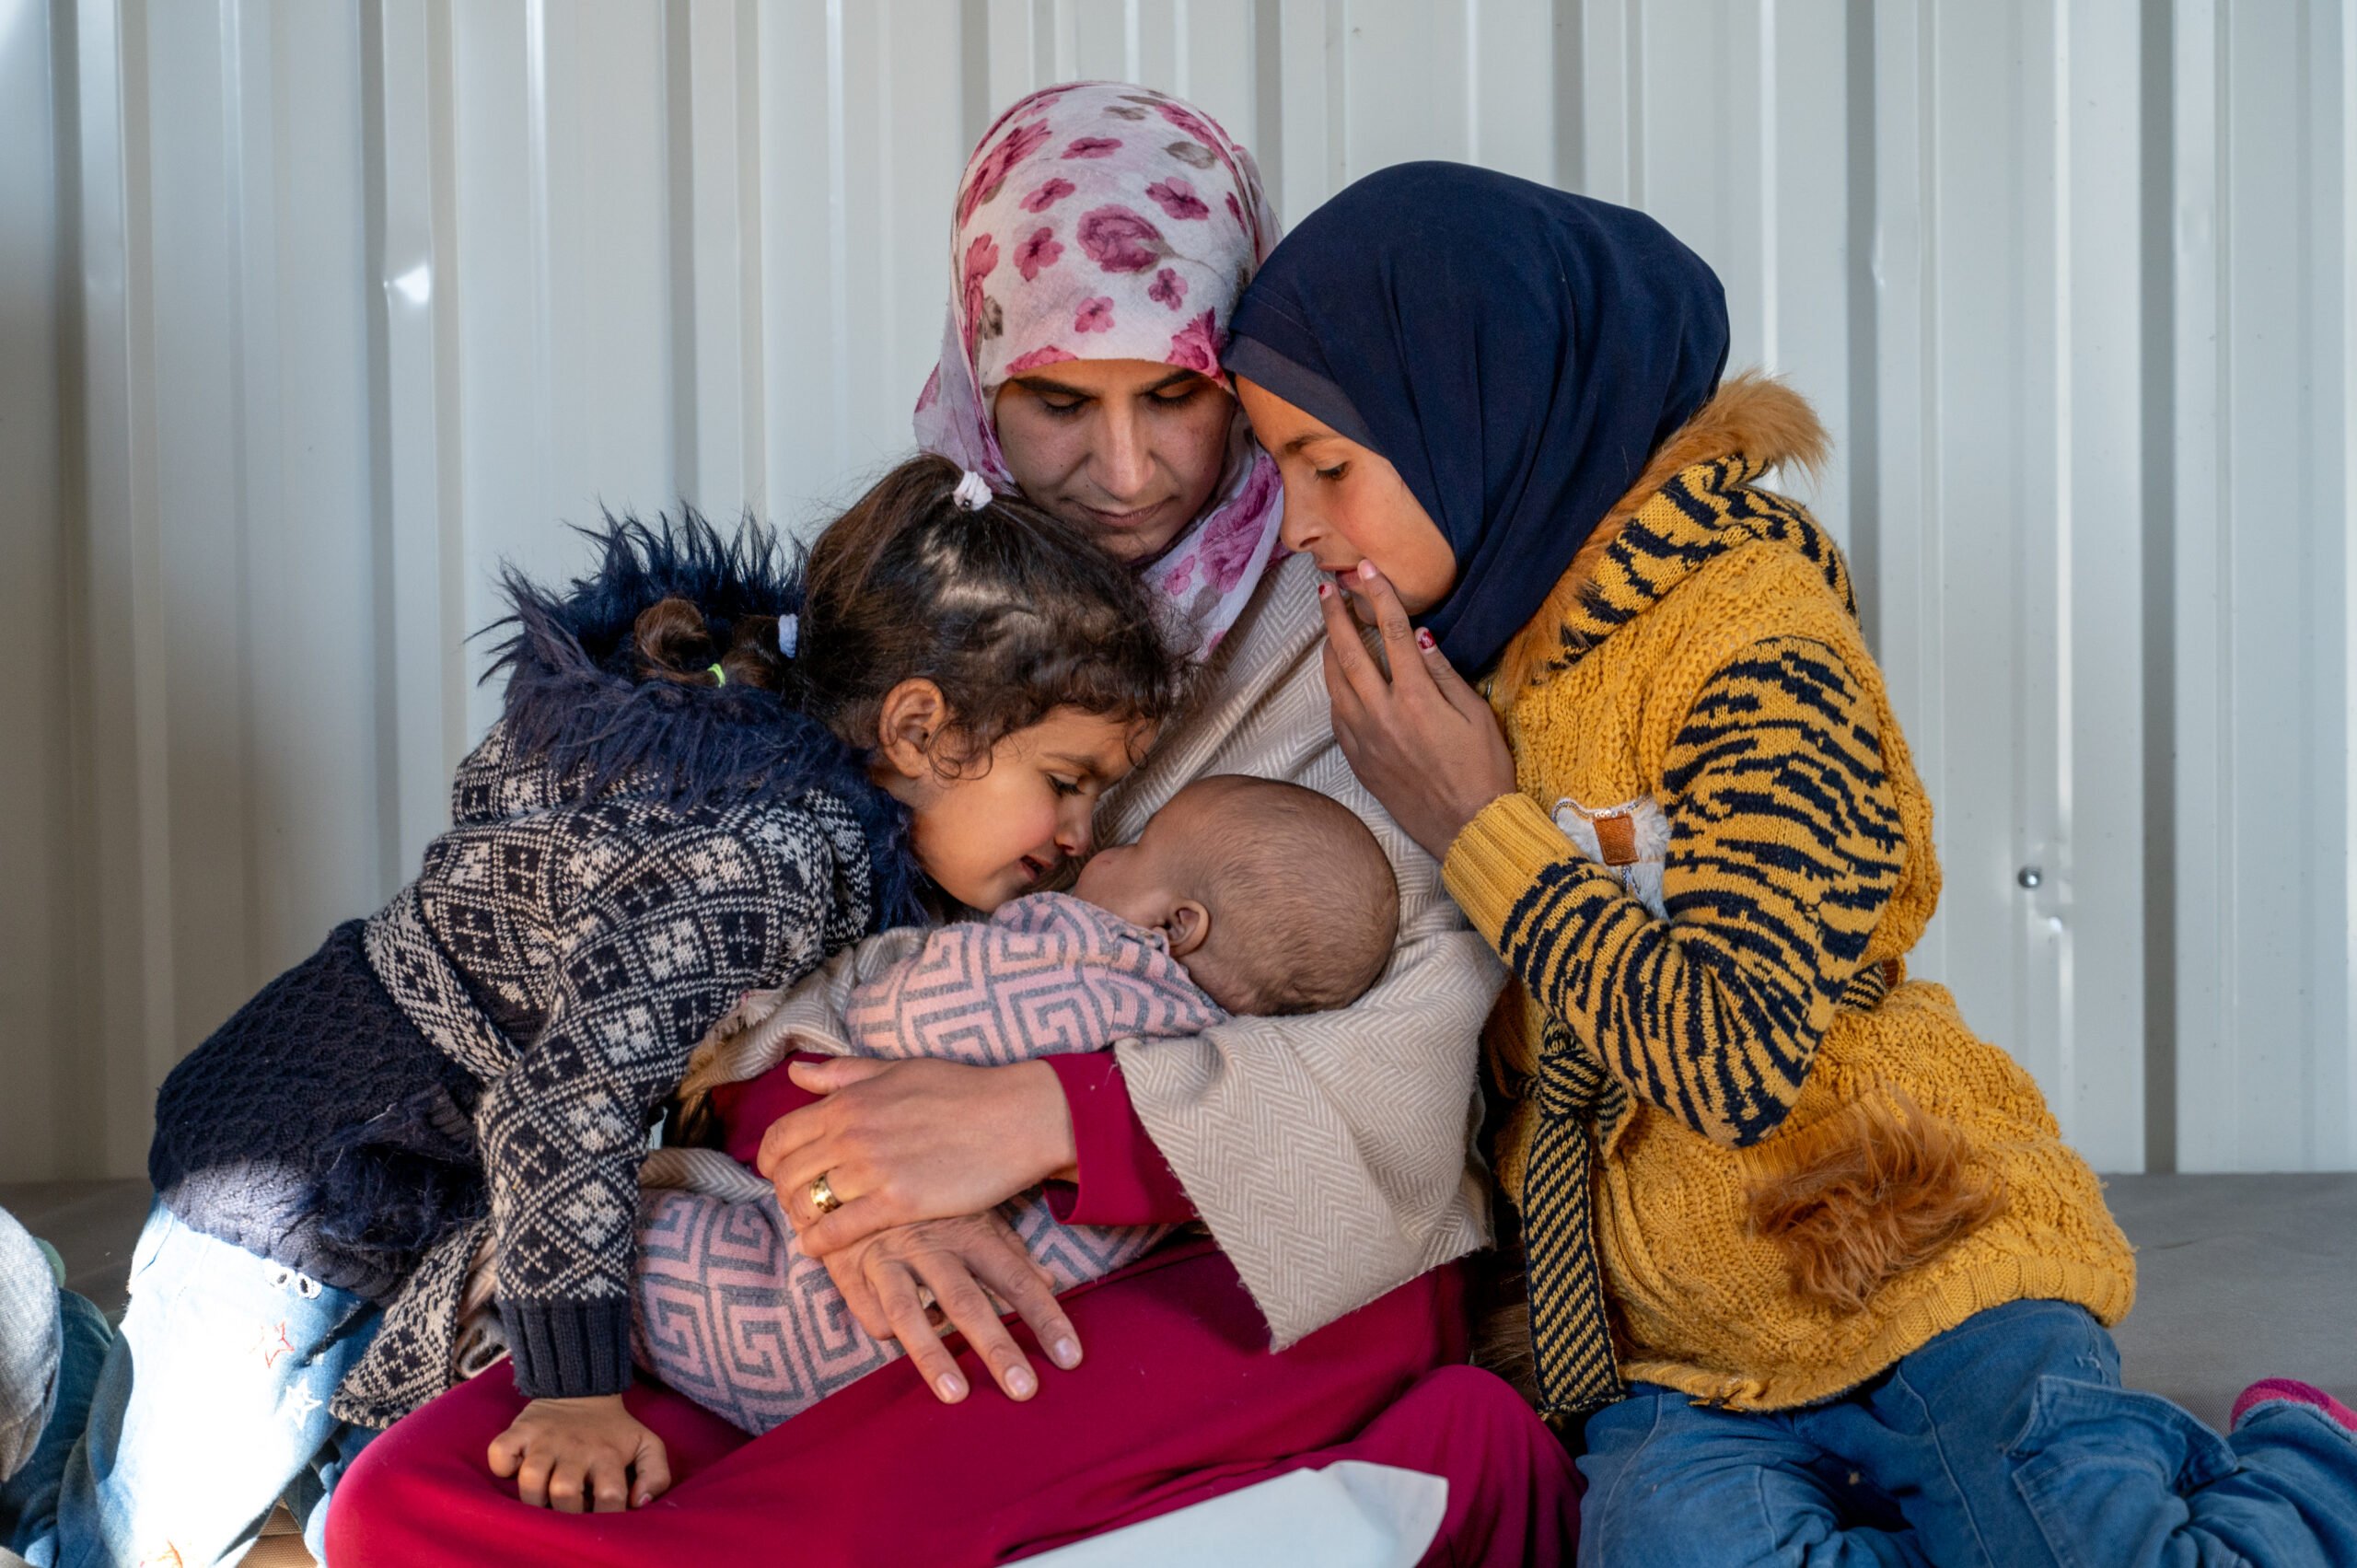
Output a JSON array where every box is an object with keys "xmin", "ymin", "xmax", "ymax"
[{"xmin": 907, "ymin": 708, "xmax": 1146, "ymax": 912}]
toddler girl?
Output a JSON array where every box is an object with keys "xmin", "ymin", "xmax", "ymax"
[{"xmin": 2, "ymin": 452, "xmax": 1189, "ymax": 1565}]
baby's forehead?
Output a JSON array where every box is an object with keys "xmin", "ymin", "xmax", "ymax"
[{"xmin": 1150, "ymin": 777, "xmax": 1258, "ymax": 841}]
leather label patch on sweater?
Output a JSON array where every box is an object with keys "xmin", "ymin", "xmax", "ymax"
[
  {"xmin": 1551, "ymin": 796, "xmax": 1672, "ymax": 919},
  {"xmin": 1592, "ymin": 812, "xmax": 1640, "ymax": 865}
]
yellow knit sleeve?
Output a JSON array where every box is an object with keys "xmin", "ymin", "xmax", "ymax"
[
  {"xmin": 1448, "ymin": 636, "xmax": 1906, "ymax": 1148},
  {"xmin": 1443, "ymin": 791, "xmax": 1616, "ymax": 953}
]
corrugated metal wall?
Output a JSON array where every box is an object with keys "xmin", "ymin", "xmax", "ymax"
[{"xmin": 2, "ymin": 0, "xmax": 2350, "ymax": 1180}]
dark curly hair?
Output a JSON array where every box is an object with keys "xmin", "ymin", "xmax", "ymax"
[{"xmin": 632, "ymin": 453, "xmax": 1194, "ymax": 769}]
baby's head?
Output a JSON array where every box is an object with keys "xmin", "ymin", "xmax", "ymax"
[{"xmin": 1073, "ymin": 775, "xmax": 1399, "ymax": 1016}]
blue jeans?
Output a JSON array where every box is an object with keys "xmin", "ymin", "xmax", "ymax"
[
  {"xmin": 1578, "ymin": 1299, "xmax": 2357, "ymax": 1567},
  {"xmin": 5, "ymin": 1205, "xmax": 382, "ymax": 1568}
]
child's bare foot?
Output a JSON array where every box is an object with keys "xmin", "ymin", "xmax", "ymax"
[{"xmin": 2232, "ymin": 1378, "xmax": 2357, "ymax": 1435}]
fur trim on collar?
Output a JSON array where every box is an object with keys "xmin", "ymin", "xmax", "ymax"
[
  {"xmin": 1492, "ymin": 373, "xmax": 1831, "ymax": 701},
  {"xmin": 484, "ymin": 511, "xmax": 924, "ymax": 930}
]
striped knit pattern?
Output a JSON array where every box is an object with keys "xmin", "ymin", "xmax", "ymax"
[
  {"xmin": 1545, "ymin": 456, "xmax": 1860, "ymax": 666},
  {"xmin": 1518, "ymin": 1022, "xmax": 1627, "ymax": 1413},
  {"xmin": 1492, "ymin": 636, "xmax": 1904, "ymax": 1151},
  {"xmin": 1447, "ymin": 426, "xmax": 2134, "ymax": 1415}
]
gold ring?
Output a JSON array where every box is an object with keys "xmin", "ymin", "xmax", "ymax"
[{"xmin": 808, "ymin": 1172, "xmax": 843, "ymax": 1215}]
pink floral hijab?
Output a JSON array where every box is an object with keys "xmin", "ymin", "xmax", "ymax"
[{"xmin": 914, "ymin": 82, "xmax": 1286, "ymax": 656}]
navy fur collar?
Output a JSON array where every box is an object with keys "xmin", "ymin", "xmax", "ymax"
[{"xmin": 482, "ymin": 510, "xmax": 925, "ymax": 932}]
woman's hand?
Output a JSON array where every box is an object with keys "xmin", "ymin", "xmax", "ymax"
[
  {"xmin": 1319, "ymin": 561, "xmax": 1518, "ymax": 861},
  {"xmin": 823, "ymin": 1212, "xmax": 1084, "ymax": 1402},
  {"xmin": 758, "ymin": 1057, "xmax": 1077, "ymax": 1256},
  {"xmin": 487, "ymin": 1394, "xmax": 672, "ymax": 1513}
]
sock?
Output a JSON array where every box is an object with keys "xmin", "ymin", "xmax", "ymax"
[{"xmin": 2232, "ymin": 1378, "xmax": 2357, "ymax": 1435}]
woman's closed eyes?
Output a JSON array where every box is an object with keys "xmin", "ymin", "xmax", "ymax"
[{"xmin": 1023, "ymin": 377, "xmax": 1210, "ymax": 418}]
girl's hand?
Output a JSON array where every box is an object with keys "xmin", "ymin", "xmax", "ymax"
[
  {"xmin": 757, "ymin": 1057, "xmax": 1077, "ymax": 1255},
  {"xmin": 1318, "ymin": 562, "xmax": 1518, "ymax": 861},
  {"xmin": 487, "ymin": 1394, "xmax": 672, "ymax": 1514},
  {"xmin": 823, "ymin": 1212, "xmax": 1083, "ymax": 1402}
]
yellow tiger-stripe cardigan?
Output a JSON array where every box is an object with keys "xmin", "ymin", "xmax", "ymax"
[{"xmin": 1445, "ymin": 377, "xmax": 2135, "ymax": 1415}]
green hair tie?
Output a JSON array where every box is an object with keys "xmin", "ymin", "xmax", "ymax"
[{"xmin": 708, "ymin": 663, "xmax": 726, "ymax": 686}]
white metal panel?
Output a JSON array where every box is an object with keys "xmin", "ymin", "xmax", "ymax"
[
  {"xmin": 2345, "ymin": 0, "xmax": 2357, "ymax": 1179},
  {"xmin": 2056, "ymin": 0, "xmax": 2154, "ymax": 1172},
  {"xmin": 2173, "ymin": 0, "xmax": 2355, "ymax": 1172},
  {"xmin": 68, "ymin": 0, "xmax": 180, "ymax": 1179},
  {"xmin": 0, "ymin": 0, "xmax": 72, "ymax": 1179},
  {"xmin": 5, "ymin": 0, "xmax": 2353, "ymax": 1178},
  {"xmin": 219, "ymin": 1, "xmax": 385, "ymax": 980},
  {"xmin": 668, "ymin": 0, "xmax": 770, "ymax": 521},
  {"xmin": 368, "ymin": 0, "xmax": 474, "ymax": 883}
]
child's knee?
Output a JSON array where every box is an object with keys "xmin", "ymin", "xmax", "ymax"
[
  {"xmin": 2005, "ymin": 1376, "xmax": 2242, "ymax": 1548},
  {"xmin": 1580, "ymin": 1463, "xmax": 1785, "ymax": 1568},
  {"xmin": 1579, "ymin": 1392, "xmax": 1871, "ymax": 1568}
]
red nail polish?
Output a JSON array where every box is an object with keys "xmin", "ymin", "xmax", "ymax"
[
  {"xmin": 1416, "ymin": 628, "xmax": 1435, "ymax": 649},
  {"xmin": 1317, "ymin": 581, "xmax": 1332, "ymax": 599}
]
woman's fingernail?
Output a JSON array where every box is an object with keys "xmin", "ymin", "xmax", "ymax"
[
  {"xmin": 1357, "ymin": 560, "xmax": 1376, "ymax": 580},
  {"xmin": 936, "ymin": 1373, "xmax": 967, "ymax": 1401},
  {"xmin": 633, "ymin": 1492, "xmax": 653, "ymax": 1508},
  {"xmin": 1051, "ymin": 1336, "xmax": 1081, "ymax": 1368},
  {"xmin": 1317, "ymin": 581, "xmax": 1332, "ymax": 599},
  {"xmin": 1416, "ymin": 628, "xmax": 1435, "ymax": 649},
  {"xmin": 1006, "ymin": 1366, "xmax": 1038, "ymax": 1399}
]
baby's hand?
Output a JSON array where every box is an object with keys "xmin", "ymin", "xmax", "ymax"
[{"xmin": 488, "ymin": 1393, "xmax": 673, "ymax": 1513}]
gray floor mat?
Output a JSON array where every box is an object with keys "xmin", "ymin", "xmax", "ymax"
[{"xmin": 5, "ymin": 1173, "xmax": 2352, "ymax": 1430}]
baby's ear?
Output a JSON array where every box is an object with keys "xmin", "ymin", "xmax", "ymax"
[{"xmin": 1164, "ymin": 900, "xmax": 1212, "ymax": 958}]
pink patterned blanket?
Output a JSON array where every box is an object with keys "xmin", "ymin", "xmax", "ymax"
[{"xmin": 632, "ymin": 894, "xmax": 1225, "ymax": 1433}]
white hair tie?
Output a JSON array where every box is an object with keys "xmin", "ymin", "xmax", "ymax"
[
  {"xmin": 776, "ymin": 613, "xmax": 799, "ymax": 658},
  {"xmin": 951, "ymin": 470, "xmax": 994, "ymax": 512}
]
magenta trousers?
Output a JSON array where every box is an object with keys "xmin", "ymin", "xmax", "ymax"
[{"xmin": 326, "ymin": 1239, "xmax": 1580, "ymax": 1565}]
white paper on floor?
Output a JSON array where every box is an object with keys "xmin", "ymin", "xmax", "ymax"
[{"xmin": 1013, "ymin": 1460, "xmax": 1448, "ymax": 1567}]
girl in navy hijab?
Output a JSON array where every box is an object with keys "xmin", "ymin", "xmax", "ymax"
[
  {"xmin": 1225, "ymin": 159, "xmax": 1728, "ymax": 681},
  {"xmin": 1227, "ymin": 161, "xmax": 2357, "ymax": 1567}
]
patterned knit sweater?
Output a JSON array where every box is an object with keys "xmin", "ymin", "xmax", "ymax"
[
  {"xmin": 152, "ymin": 520, "xmax": 920, "ymax": 1425},
  {"xmin": 1442, "ymin": 377, "xmax": 2135, "ymax": 1417}
]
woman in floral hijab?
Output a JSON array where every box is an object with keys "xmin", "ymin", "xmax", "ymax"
[
  {"xmin": 916, "ymin": 81, "xmax": 1286, "ymax": 653},
  {"xmin": 331, "ymin": 85, "xmax": 1577, "ymax": 1566}
]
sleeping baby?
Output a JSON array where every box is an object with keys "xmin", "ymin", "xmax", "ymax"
[{"xmin": 630, "ymin": 773, "xmax": 1400, "ymax": 1433}]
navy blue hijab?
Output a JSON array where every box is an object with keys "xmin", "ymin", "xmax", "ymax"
[{"xmin": 1225, "ymin": 162, "xmax": 1730, "ymax": 675}]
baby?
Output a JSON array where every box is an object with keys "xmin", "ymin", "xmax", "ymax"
[{"xmin": 631, "ymin": 774, "xmax": 1399, "ymax": 1433}]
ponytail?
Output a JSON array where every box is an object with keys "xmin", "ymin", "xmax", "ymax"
[{"xmin": 632, "ymin": 597, "xmax": 793, "ymax": 691}]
